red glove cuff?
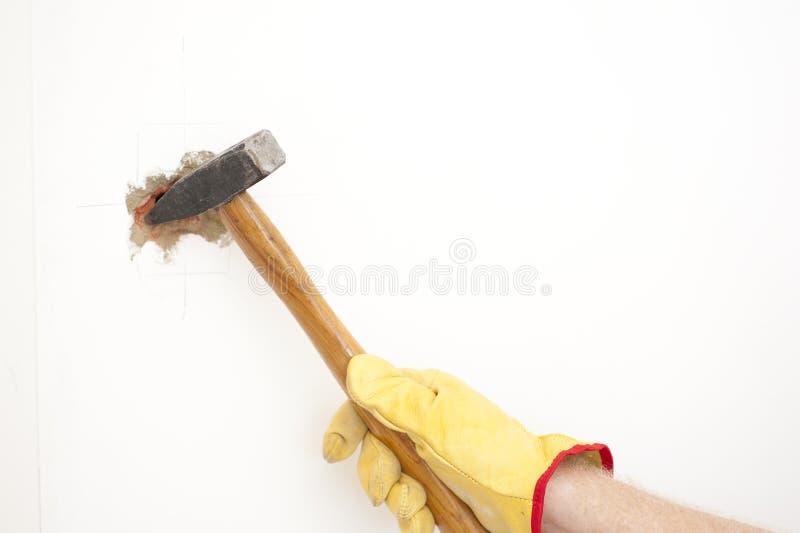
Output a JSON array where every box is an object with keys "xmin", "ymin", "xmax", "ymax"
[{"xmin": 530, "ymin": 443, "xmax": 614, "ymax": 533}]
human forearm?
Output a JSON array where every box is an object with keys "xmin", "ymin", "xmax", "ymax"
[{"xmin": 542, "ymin": 457, "xmax": 766, "ymax": 533}]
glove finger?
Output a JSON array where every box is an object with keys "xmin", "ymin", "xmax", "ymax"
[
  {"xmin": 397, "ymin": 506, "xmax": 435, "ymax": 533},
  {"xmin": 386, "ymin": 474, "xmax": 427, "ymax": 520},
  {"xmin": 323, "ymin": 401, "xmax": 367, "ymax": 463},
  {"xmin": 357, "ymin": 433, "xmax": 401, "ymax": 505}
]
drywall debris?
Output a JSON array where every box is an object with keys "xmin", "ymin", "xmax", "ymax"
[{"xmin": 126, "ymin": 151, "xmax": 231, "ymax": 260}]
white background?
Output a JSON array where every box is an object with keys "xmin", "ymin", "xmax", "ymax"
[{"xmin": 2, "ymin": 0, "xmax": 799, "ymax": 531}]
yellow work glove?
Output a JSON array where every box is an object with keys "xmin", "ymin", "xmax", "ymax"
[{"xmin": 322, "ymin": 354, "xmax": 612, "ymax": 533}]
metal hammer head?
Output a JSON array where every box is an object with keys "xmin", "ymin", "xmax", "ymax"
[{"xmin": 144, "ymin": 130, "xmax": 285, "ymax": 225}]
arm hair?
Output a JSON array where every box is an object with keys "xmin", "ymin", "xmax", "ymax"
[{"xmin": 541, "ymin": 456, "xmax": 768, "ymax": 533}]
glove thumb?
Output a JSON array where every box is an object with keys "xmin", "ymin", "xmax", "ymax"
[{"xmin": 346, "ymin": 354, "xmax": 440, "ymax": 442}]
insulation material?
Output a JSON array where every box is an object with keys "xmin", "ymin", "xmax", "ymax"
[{"xmin": 126, "ymin": 151, "xmax": 231, "ymax": 259}]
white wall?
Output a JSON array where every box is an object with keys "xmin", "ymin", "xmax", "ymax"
[
  {"xmin": 0, "ymin": 1, "xmax": 39, "ymax": 532},
  {"xmin": 10, "ymin": 0, "xmax": 800, "ymax": 531}
]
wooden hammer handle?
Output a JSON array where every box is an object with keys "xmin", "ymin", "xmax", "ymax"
[{"xmin": 219, "ymin": 192, "xmax": 487, "ymax": 533}]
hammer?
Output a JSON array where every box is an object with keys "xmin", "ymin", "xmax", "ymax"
[{"xmin": 145, "ymin": 130, "xmax": 487, "ymax": 533}]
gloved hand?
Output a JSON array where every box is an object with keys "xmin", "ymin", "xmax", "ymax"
[{"xmin": 322, "ymin": 354, "xmax": 612, "ymax": 533}]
